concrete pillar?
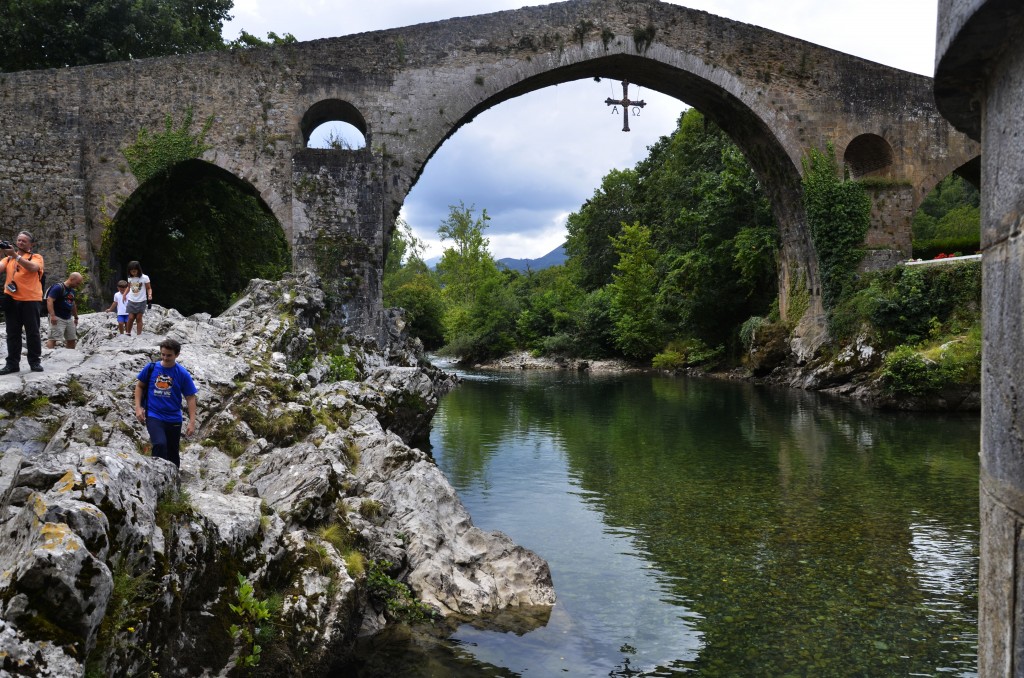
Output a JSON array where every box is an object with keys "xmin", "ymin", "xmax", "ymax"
[{"xmin": 935, "ymin": 1, "xmax": 1024, "ymax": 674}]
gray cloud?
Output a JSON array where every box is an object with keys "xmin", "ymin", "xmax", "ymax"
[{"xmin": 401, "ymin": 80, "xmax": 686, "ymax": 258}]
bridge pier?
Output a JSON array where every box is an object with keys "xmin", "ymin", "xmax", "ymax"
[
  {"xmin": 291, "ymin": 148, "xmax": 387, "ymax": 342},
  {"xmin": 935, "ymin": 1, "xmax": 1024, "ymax": 674}
]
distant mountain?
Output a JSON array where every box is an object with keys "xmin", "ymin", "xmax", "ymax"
[
  {"xmin": 497, "ymin": 244, "xmax": 567, "ymax": 272},
  {"xmin": 422, "ymin": 244, "xmax": 567, "ymax": 272}
]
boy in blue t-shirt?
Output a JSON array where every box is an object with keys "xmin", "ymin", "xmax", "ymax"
[{"xmin": 134, "ymin": 338, "xmax": 198, "ymax": 468}]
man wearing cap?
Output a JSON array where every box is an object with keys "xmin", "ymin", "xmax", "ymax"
[{"xmin": 0, "ymin": 231, "xmax": 45, "ymax": 374}]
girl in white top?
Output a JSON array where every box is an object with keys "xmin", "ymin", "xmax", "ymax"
[
  {"xmin": 105, "ymin": 280, "xmax": 130, "ymax": 335},
  {"xmin": 125, "ymin": 260, "xmax": 152, "ymax": 336}
]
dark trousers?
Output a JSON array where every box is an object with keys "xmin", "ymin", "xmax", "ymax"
[
  {"xmin": 146, "ymin": 418, "xmax": 183, "ymax": 468},
  {"xmin": 4, "ymin": 296, "xmax": 41, "ymax": 368}
]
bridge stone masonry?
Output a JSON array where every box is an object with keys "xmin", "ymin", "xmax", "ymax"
[{"xmin": 0, "ymin": 0, "xmax": 977, "ymax": 349}]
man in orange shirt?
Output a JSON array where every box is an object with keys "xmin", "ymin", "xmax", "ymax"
[{"xmin": 1, "ymin": 231, "xmax": 45, "ymax": 374}]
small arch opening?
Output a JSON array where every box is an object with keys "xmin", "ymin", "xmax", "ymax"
[
  {"xmin": 843, "ymin": 134, "xmax": 894, "ymax": 179},
  {"xmin": 308, "ymin": 121, "xmax": 366, "ymax": 150},
  {"xmin": 301, "ymin": 99, "xmax": 368, "ymax": 150}
]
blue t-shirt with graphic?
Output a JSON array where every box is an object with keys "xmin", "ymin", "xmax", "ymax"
[
  {"xmin": 47, "ymin": 283, "xmax": 76, "ymax": 319},
  {"xmin": 137, "ymin": 362, "xmax": 198, "ymax": 423}
]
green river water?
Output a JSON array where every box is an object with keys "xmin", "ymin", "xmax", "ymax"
[{"xmin": 347, "ymin": 369, "xmax": 979, "ymax": 677}]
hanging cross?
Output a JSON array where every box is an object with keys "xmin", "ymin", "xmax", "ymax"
[{"xmin": 605, "ymin": 79, "xmax": 646, "ymax": 132}]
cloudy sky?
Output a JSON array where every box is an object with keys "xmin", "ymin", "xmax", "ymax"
[{"xmin": 224, "ymin": 1, "xmax": 939, "ymax": 261}]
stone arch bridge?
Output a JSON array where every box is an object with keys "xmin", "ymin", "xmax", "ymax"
[{"xmin": 0, "ymin": 0, "xmax": 976, "ymax": 346}]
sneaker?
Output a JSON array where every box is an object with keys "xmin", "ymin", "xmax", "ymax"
[
  {"xmin": 29, "ymin": 364, "xmax": 43, "ymax": 372},
  {"xmin": 0, "ymin": 365, "xmax": 19, "ymax": 375}
]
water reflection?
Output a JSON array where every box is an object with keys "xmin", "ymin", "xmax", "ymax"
[{"xmin": 346, "ymin": 371, "xmax": 979, "ymax": 676}]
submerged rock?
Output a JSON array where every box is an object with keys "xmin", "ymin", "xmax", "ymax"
[{"xmin": 0, "ymin": 273, "xmax": 554, "ymax": 676}]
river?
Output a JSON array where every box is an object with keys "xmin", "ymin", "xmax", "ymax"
[{"xmin": 347, "ymin": 369, "xmax": 980, "ymax": 676}]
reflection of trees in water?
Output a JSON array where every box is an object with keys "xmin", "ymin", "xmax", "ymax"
[{"xmin": 436, "ymin": 372, "xmax": 980, "ymax": 675}]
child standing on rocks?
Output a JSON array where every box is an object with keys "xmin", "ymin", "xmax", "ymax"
[{"xmin": 106, "ymin": 280, "xmax": 129, "ymax": 335}]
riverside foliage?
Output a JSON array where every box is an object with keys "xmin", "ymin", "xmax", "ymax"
[
  {"xmin": 385, "ymin": 107, "xmax": 981, "ymax": 400},
  {"xmin": 385, "ymin": 109, "xmax": 779, "ymax": 366}
]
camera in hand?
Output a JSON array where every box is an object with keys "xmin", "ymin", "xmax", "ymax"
[{"xmin": 0, "ymin": 241, "xmax": 11, "ymax": 250}]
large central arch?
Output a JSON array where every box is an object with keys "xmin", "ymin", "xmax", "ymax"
[{"xmin": 407, "ymin": 50, "xmax": 813, "ymax": 342}]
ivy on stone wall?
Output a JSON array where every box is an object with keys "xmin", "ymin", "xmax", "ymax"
[
  {"xmin": 122, "ymin": 108, "xmax": 213, "ymax": 184},
  {"xmin": 801, "ymin": 143, "xmax": 871, "ymax": 316}
]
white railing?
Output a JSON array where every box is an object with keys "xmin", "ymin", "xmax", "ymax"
[{"xmin": 904, "ymin": 254, "xmax": 982, "ymax": 267}]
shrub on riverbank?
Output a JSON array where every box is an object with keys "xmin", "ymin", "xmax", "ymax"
[
  {"xmin": 832, "ymin": 260, "xmax": 981, "ymax": 348},
  {"xmin": 820, "ymin": 260, "xmax": 981, "ymax": 404},
  {"xmin": 880, "ymin": 325, "xmax": 981, "ymax": 398},
  {"xmin": 741, "ymin": 259, "xmax": 982, "ymax": 406}
]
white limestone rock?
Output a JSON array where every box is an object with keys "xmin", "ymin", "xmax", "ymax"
[{"xmin": 0, "ymin": 272, "xmax": 554, "ymax": 676}]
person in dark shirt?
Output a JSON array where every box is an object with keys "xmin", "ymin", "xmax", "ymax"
[{"xmin": 46, "ymin": 272, "xmax": 83, "ymax": 349}]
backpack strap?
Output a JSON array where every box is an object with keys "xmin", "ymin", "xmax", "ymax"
[
  {"xmin": 28, "ymin": 253, "xmax": 43, "ymax": 280},
  {"xmin": 143, "ymin": 361, "xmax": 157, "ymax": 387},
  {"xmin": 139, "ymin": 361, "xmax": 156, "ymax": 409}
]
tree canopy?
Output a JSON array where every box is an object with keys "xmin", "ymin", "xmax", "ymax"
[
  {"xmin": 384, "ymin": 108, "xmax": 780, "ymax": 367},
  {"xmin": 911, "ymin": 175, "xmax": 980, "ymax": 258},
  {"xmin": 0, "ymin": 0, "xmax": 233, "ymax": 72}
]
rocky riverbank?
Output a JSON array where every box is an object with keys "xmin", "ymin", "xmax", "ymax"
[
  {"xmin": 0, "ymin": 273, "xmax": 555, "ymax": 677},
  {"xmin": 473, "ymin": 350, "xmax": 643, "ymax": 373},
  {"xmin": 472, "ymin": 338, "xmax": 980, "ymax": 412}
]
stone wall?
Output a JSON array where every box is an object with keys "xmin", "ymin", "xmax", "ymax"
[
  {"xmin": 863, "ymin": 184, "xmax": 916, "ymax": 255},
  {"xmin": 0, "ymin": 84, "xmax": 88, "ymax": 271},
  {"xmin": 291, "ymin": 148, "xmax": 385, "ymax": 338}
]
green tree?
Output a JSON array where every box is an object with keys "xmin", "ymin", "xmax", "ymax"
[
  {"xmin": 608, "ymin": 222, "xmax": 663, "ymax": 359},
  {"xmin": 383, "ymin": 220, "xmax": 444, "ymax": 349},
  {"xmin": 0, "ymin": 0, "xmax": 233, "ymax": 72},
  {"xmin": 436, "ymin": 201, "xmax": 493, "ymax": 305},
  {"xmin": 446, "ymin": 271, "xmax": 520, "ymax": 362},
  {"xmin": 226, "ymin": 31, "xmax": 297, "ymax": 49},
  {"xmin": 571, "ymin": 286, "xmax": 617, "ymax": 358},
  {"xmin": 511, "ymin": 266, "xmax": 585, "ymax": 352},
  {"xmin": 383, "ymin": 218, "xmax": 422, "ymax": 285},
  {"xmin": 565, "ymin": 168, "xmax": 639, "ymax": 291},
  {"xmin": 435, "ymin": 203, "xmax": 516, "ymax": 360},
  {"xmin": 560, "ymin": 108, "xmax": 780, "ymax": 361},
  {"xmin": 911, "ymin": 175, "xmax": 980, "ymax": 257},
  {"xmin": 651, "ymin": 132, "xmax": 778, "ymax": 348}
]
